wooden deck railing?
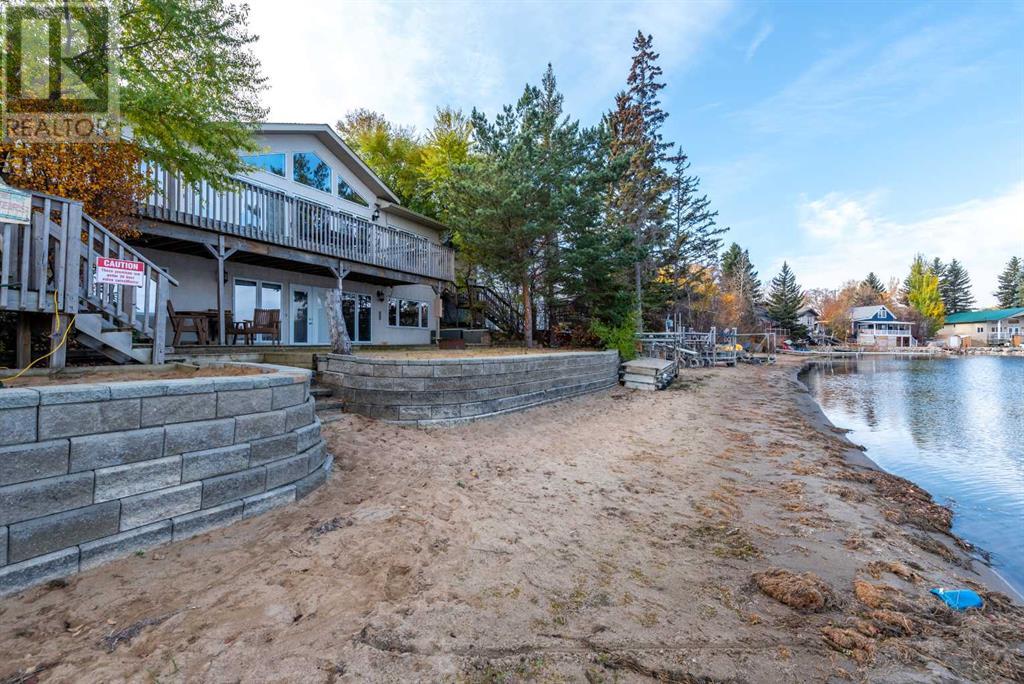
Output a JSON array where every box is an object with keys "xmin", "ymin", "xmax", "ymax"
[
  {"xmin": 138, "ymin": 168, "xmax": 455, "ymax": 282},
  {"xmin": 0, "ymin": 190, "xmax": 178, "ymax": 362}
]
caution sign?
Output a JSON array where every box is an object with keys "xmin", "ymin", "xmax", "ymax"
[
  {"xmin": 95, "ymin": 257, "xmax": 146, "ymax": 287},
  {"xmin": 0, "ymin": 185, "xmax": 32, "ymax": 224}
]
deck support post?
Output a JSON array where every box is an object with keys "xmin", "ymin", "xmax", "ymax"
[
  {"xmin": 205, "ymin": 236, "xmax": 238, "ymax": 346},
  {"xmin": 48, "ymin": 312, "xmax": 70, "ymax": 369},
  {"xmin": 15, "ymin": 313, "xmax": 32, "ymax": 369}
]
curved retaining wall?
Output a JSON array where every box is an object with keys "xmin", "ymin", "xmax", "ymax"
[
  {"xmin": 317, "ymin": 350, "xmax": 620, "ymax": 425},
  {"xmin": 0, "ymin": 364, "xmax": 330, "ymax": 596}
]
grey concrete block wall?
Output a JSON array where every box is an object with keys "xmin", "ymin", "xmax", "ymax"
[
  {"xmin": 0, "ymin": 364, "xmax": 331, "ymax": 596},
  {"xmin": 318, "ymin": 351, "xmax": 620, "ymax": 426}
]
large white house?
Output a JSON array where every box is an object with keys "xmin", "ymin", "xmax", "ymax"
[
  {"xmin": 132, "ymin": 123, "xmax": 454, "ymax": 349},
  {"xmin": 848, "ymin": 305, "xmax": 915, "ymax": 347}
]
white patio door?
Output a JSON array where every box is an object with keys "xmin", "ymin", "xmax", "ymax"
[{"xmin": 291, "ymin": 285, "xmax": 315, "ymax": 344}]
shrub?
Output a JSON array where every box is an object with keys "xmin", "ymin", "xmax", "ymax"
[{"xmin": 590, "ymin": 312, "xmax": 638, "ymax": 361}]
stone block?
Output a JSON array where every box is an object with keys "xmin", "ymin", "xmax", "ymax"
[
  {"xmin": 172, "ymin": 500, "xmax": 242, "ymax": 541},
  {"xmin": 265, "ymin": 454, "xmax": 308, "ymax": 489},
  {"xmin": 271, "ymin": 383, "xmax": 305, "ymax": 409},
  {"xmin": 295, "ymin": 459, "xmax": 329, "ymax": 499},
  {"xmin": 164, "ymin": 418, "xmax": 235, "ymax": 456},
  {"xmin": 94, "ymin": 456, "xmax": 182, "ymax": 502},
  {"xmin": 249, "ymin": 432, "xmax": 298, "ymax": 466},
  {"xmin": 430, "ymin": 404, "xmax": 462, "ymax": 420},
  {"xmin": 39, "ymin": 399, "xmax": 141, "ymax": 440},
  {"xmin": 0, "ymin": 440, "xmax": 69, "ymax": 486},
  {"xmin": 201, "ymin": 467, "xmax": 265, "ymax": 508},
  {"xmin": 400, "ymin": 364, "xmax": 434, "ymax": 378},
  {"xmin": 242, "ymin": 485, "xmax": 295, "ymax": 518},
  {"xmin": 164, "ymin": 379, "xmax": 215, "ymax": 395},
  {"xmin": 80, "ymin": 521, "xmax": 172, "ymax": 570},
  {"xmin": 181, "ymin": 444, "xmax": 250, "ymax": 482},
  {"xmin": 0, "ymin": 388, "xmax": 39, "ymax": 409},
  {"xmin": 372, "ymin": 364, "xmax": 403, "ymax": 377},
  {"xmin": 216, "ymin": 388, "xmax": 272, "ymax": 417},
  {"xmin": 0, "ymin": 472, "xmax": 94, "ymax": 526},
  {"xmin": 0, "ymin": 407, "xmax": 37, "ymax": 446},
  {"xmin": 69, "ymin": 427, "xmax": 165, "ymax": 472},
  {"xmin": 433, "ymin": 364, "xmax": 463, "ymax": 377},
  {"xmin": 284, "ymin": 399, "xmax": 315, "ymax": 431},
  {"xmin": 35, "ymin": 384, "xmax": 110, "ymax": 404},
  {"xmin": 211, "ymin": 376, "xmax": 256, "ymax": 392},
  {"xmin": 234, "ymin": 409, "xmax": 286, "ymax": 442},
  {"xmin": 1, "ymin": 526, "xmax": 6, "ymax": 566},
  {"xmin": 294, "ymin": 419, "xmax": 321, "ymax": 453},
  {"xmin": 0, "ymin": 547, "xmax": 78, "ymax": 597},
  {"xmin": 8, "ymin": 502, "xmax": 120, "ymax": 563},
  {"xmin": 108, "ymin": 380, "xmax": 168, "ymax": 399},
  {"xmin": 397, "ymin": 405, "xmax": 432, "ymax": 421},
  {"xmin": 140, "ymin": 393, "xmax": 216, "ymax": 427},
  {"xmin": 119, "ymin": 482, "xmax": 201, "ymax": 530},
  {"xmin": 303, "ymin": 441, "xmax": 327, "ymax": 474}
]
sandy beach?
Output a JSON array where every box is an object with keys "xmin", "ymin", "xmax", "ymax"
[{"xmin": 0, "ymin": 358, "xmax": 1020, "ymax": 682}]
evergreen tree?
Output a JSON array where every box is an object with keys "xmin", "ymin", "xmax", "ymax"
[
  {"xmin": 766, "ymin": 262, "xmax": 805, "ymax": 335},
  {"xmin": 652, "ymin": 147, "xmax": 727, "ymax": 321},
  {"xmin": 721, "ymin": 243, "xmax": 763, "ymax": 303},
  {"xmin": 939, "ymin": 259, "xmax": 975, "ymax": 313},
  {"xmin": 906, "ymin": 255, "xmax": 945, "ymax": 337},
  {"xmin": 995, "ymin": 256, "xmax": 1024, "ymax": 307},
  {"xmin": 863, "ymin": 272, "xmax": 885, "ymax": 295},
  {"xmin": 608, "ymin": 32, "xmax": 675, "ymax": 328}
]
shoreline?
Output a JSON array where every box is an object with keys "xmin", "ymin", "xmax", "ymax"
[
  {"xmin": 0, "ymin": 361, "xmax": 1020, "ymax": 681},
  {"xmin": 791, "ymin": 359, "xmax": 1024, "ymax": 602}
]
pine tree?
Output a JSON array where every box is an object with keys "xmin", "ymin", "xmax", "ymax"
[
  {"xmin": 906, "ymin": 255, "xmax": 945, "ymax": 337},
  {"xmin": 863, "ymin": 272, "xmax": 885, "ymax": 296},
  {"xmin": 995, "ymin": 256, "xmax": 1024, "ymax": 307},
  {"xmin": 608, "ymin": 32, "xmax": 675, "ymax": 328},
  {"xmin": 766, "ymin": 262, "xmax": 805, "ymax": 335},
  {"xmin": 721, "ymin": 243, "xmax": 762, "ymax": 301},
  {"xmin": 939, "ymin": 259, "xmax": 975, "ymax": 314}
]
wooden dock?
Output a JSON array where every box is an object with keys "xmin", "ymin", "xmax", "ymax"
[{"xmin": 622, "ymin": 357, "xmax": 677, "ymax": 390}]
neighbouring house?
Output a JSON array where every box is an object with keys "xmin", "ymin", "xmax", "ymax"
[
  {"xmin": 936, "ymin": 308, "xmax": 1024, "ymax": 346},
  {"xmin": 849, "ymin": 305, "xmax": 915, "ymax": 348},
  {"xmin": 131, "ymin": 122, "xmax": 455, "ymax": 351},
  {"xmin": 797, "ymin": 306, "xmax": 822, "ymax": 336}
]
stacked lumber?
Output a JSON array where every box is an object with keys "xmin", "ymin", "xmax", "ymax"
[{"xmin": 621, "ymin": 357, "xmax": 677, "ymax": 390}]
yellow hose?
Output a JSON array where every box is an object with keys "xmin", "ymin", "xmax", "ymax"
[{"xmin": 0, "ymin": 290, "xmax": 77, "ymax": 383}]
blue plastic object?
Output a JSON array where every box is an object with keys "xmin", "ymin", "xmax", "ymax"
[{"xmin": 930, "ymin": 588, "xmax": 984, "ymax": 610}]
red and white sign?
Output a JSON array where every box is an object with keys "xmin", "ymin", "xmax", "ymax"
[{"xmin": 95, "ymin": 257, "xmax": 146, "ymax": 287}]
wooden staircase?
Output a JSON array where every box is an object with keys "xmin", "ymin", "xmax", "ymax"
[{"xmin": 1, "ymin": 189, "xmax": 177, "ymax": 367}]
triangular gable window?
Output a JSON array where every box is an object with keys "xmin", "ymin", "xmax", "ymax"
[{"xmin": 337, "ymin": 178, "xmax": 368, "ymax": 206}]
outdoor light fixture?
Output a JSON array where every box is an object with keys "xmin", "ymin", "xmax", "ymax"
[
  {"xmin": 376, "ymin": 289, "xmax": 386, "ymax": 302},
  {"xmin": 371, "ymin": 203, "xmax": 381, "ymax": 222}
]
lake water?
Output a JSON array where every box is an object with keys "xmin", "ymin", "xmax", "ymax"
[{"xmin": 803, "ymin": 356, "xmax": 1024, "ymax": 596}]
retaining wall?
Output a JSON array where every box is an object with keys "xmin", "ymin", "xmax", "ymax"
[
  {"xmin": 317, "ymin": 351, "xmax": 620, "ymax": 425},
  {"xmin": 0, "ymin": 365, "xmax": 330, "ymax": 596}
]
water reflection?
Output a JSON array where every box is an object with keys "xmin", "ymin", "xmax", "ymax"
[{"xmin": 804, "ymin": 356, "xmax": 1024, "ymax": 595}]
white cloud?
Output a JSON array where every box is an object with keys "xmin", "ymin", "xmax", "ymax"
[
  {"xmin": 784, "ymin": 185, "xmax": 1024, "ymax": 306},
  {"xmin": 745, "ymin": 22, "xmax": 773, "ymax": 61},
  {"xmin": 244, "ymin": 0, "xmax": 733, "ymax": 131}
]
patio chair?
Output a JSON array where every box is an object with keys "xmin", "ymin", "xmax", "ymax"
[
  {"xmin": 237, "ymin": 308, "xmax": 281, "ymax": 345},
  {"xmin": 167, "ymin": 301, "xmax": 209, "ymax": 346}
]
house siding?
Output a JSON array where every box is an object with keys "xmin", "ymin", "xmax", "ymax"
[{"xmin": 139, "ymin": 248, "xmax": 438, "ymax": 347}]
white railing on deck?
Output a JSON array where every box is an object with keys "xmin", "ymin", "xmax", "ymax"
[
  {"xmin": 0, "ymin": 189, "xmax": 177, "ymax": 362},
  {"xmin": 138, "ymin": 167, "xmax": 455, "ymax": 282}
]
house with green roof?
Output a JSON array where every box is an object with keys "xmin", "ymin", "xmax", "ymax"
[{"xmin": 936, "ymin": 308, "xmax": 1024, "ymax": 346}]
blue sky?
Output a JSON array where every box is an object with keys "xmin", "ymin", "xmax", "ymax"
[{"xmin": 248, "ymin": 0, "xmax": 1024, "ymax": 304}]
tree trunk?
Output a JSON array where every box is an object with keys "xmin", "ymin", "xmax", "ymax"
[
  {"xmin": 522, "ymin": 271, "xmax": 534, "ymax": 349},
  {"xmin": 327, "ymin": 281, "xmax": 352, "ymax": 355}
]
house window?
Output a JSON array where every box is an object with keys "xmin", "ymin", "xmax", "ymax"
[
  {"xmin": 337, "ymin": 178, "xmax": 368, "ymax": 206},
  {"xmin": 234, "ymin": 279, "xmax": 282, "ymax": 342},
  {"xmin": 341, "ymin": 293, "xmax": 373, "ymax": 342},
  {"xmin": 388, "ymin": 298, "xmax": 428, "ymax": 328},
  {"xmin": 241, "ymin": 153, "xmax": 285, "ymax": 177},
  {"xmin": 977, "ymin": 327, "xmax": 984, "ymax": 334},
  {"xmin": 292, "ymin": 152, "xmax": 332, "ymax": 193}
]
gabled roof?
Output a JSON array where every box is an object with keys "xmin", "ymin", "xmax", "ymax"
[
  {"xmin": 259, "ymin": 123, "xmax": 401, "ymax": 204},
  {"xmin": 849, "ymin": 305, "xmax": 894, "ymax": 321},
  {"xmin": 797, "ymin": 306, "xmax": 819, "ymax": 317},
  {"xmin": 943, "ymin": 307, "xmax": 1024, "ymax": 325}
]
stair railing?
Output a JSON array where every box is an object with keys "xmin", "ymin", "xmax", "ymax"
[{"xmin": 0, "ymin": 188, "xmax": 178, "ymax": 364}]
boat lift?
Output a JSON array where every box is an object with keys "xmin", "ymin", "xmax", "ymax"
[{"xmin": 635, "ymin": 327, "xmax": 740, "ymax": 368}]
